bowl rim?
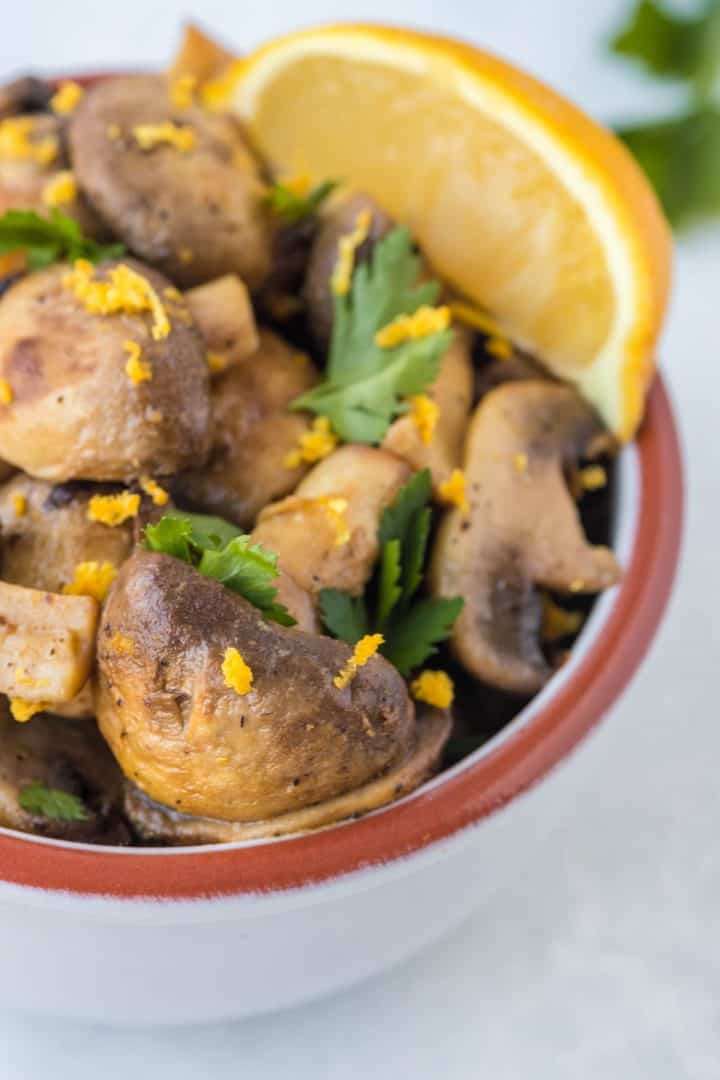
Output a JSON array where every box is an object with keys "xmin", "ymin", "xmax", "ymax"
[{"xmin": 0, "ymin": 376, "xmax": 683, "ymax": 899}]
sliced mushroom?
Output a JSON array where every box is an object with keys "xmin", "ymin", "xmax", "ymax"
[
  {"xmin": 69, "ymin": 75, "xmax": 274, "ymax": 288},
  {"xmin": 0, "ymin": 258, "xmax": 211, "ymax": 481},
  {"xmin": 431, "ymin": 381, "xmax": 620, "ymax": 693},
  {"xmin": 0, "ymin": 579, "xmax": 98, "ymax": 703},
  {"xmin": 184, "ymin": 274, "xmax": 259, "ymax": 371},
  {"xmin": 252, "ymin": 445, "xmax": 410, "ymax": 600},
  {"xmin": 123, "ymin": 704, "xmax": 450, "ymax": 843},
  {"xmin": 303, "ymin": 192, "xmax": 394, "ymax": 347},
  {"xmin": 382, "ymin": 329, "xmax": 474, "ymax": 493},
  {"xmin": 96, "ymin": 551, "xmax": 445, "ymax": 825},
  {"xmin": 172, "ymin": 329, "xmax": 318, "ymax": 527},
  {"xmin": 0, "ymin": 701, "xmax": 128, "ymax": 843}
]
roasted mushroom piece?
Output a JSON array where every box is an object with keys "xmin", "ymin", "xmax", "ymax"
[
  {"xmin": 431, "ymin": 381, "xmax": 620, "ymax": 694},
  {"xmin": 97, "ymin": 551, "xmax": 449, "ymax": 834},
  {"xmin": 0, "ymin": 701, "xmax": 128, "ymax": 844},
  {"xmin": 172, "ymin": 329, "xmax": 319, "ymax": 527},
  {"xmin": 69, "ymin": 75, "xmax": 275, "ymax": 288},
  {"xmin": 0, "ymin": 258, "xmax": 211, "ymax": 481}
]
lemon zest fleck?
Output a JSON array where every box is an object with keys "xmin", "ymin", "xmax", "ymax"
[
  {"xmin": 408, "ymin": 394, "xmax": 438, "ymax": 446},
  {"xmin": 0, "ymin": 116, "xmax": 58, "ymax": 164},
  {"xmin": 284, "ymin": 416, "xmax": 338, "ymax": 469},
  {"xmin": 513, "ymin": 451, "xmax": 529, "ymax": 473},
  {"xmin": 50, "ymin": 81, "xmax": 84, "ymax": 115},
  {"xmin": 11, "ymin": 492, "xmax": 27, "ymax": 517},
  {"xmin": 333, "ymin": 633, "xmax": 384, "ymax": 690},
  {"xmin": 542, "ymin": 597, "xmax": 584, "ymax": 642},
  {"xmin": 222, "ymin": 647, "xmax": 254, "ymax": 696},
  {"xmin": 64, "ymin": 260, "xmax": 170, "ymax": 341},
  {"xmin": 0, "ymin": 378, "xmax": 13, "ymax": 405},
  {"xmin": 375, "ymin": 305, "xmax": 451, "ymax": 348},
  {"xmin": 317, "ymin": 496, "xmax": 350, "ymax": 546},
  {"xmin": 169, "ymin": 73, "xmax": 197, "ymax": 109},
  {"xmin": 14, "ymin": 666, "xmax": 47, "ymax": 688},
  {"xmin": 206, "ymin": 351, "xmax": 229, "ymax": 374},
  {"xmin": 132, "ymin": 122, "xmax": 196, "ymax": 152},
  {"xmin": 447, "ymin": 300, "xmax": 504, "ymax": 338},
  {"xmin": 109, "ymin": 632, "xmax": 135, "ymax": 656},
  {"xmin": 410, "ymin": 669, "xmax": 455, "ymax": 709},
  {"xmin": 486, "ymin": 336, "xmax": 513, "ymax": 359},
  {"xmin": 63, "ymin": 561, "xmax": 117, "ymax": 602},
  {"xmin": 569, "ymin": 578, "xmax": 586, "ymax": 594},
  {"xmin": 438, "ymin": 469, "xmax": 469, "ymax": 512},
  {"xmin": 87, "ymin": 492, "xmax": 140, "ymax": 527},
  {"xmin": 579, "ymin": 465, "xmax": 607, "ymax": 492},
  {"xmin": 139, "ymin": 475, "xmax": 169, "ymax": 506},
  {"xmin": 123, "ymin": 340, "xmax": 152, "ymax": 384},
  {"xmin": 331, "ymin": 210, "xmax": 372, "ymax": 296},
  {"xmin": 42, "ymin": 169, "xmax": 77, "ymax": 207},
  {"xmin": 106, "ymin": 123, "xmax": 122, "ymax": 141},
  {"xmin": 9, "ymin": 698, "xmax": 49, "ymax": 723}
]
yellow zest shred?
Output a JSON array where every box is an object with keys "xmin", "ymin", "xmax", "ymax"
[
  {"xmin": 579, "ymin": 465, "xmax": 608, "ymax": 492},
  {"xmin": 410, "ymin": 669, "xmax": 455, "ymax": 709},
  {"xmin": 375, "ymin": 305, "xmax": 451, "ymax": 348},
  {"xmin": 222, "ymin": 646, "xmax": 254, "ymax": 696},
  {"xmin": 0, "ymin": 116, "xmax": 57, "ymax": 164},
  {"xmin": 14, "ymin": 665, "xmax": 47, "ymax": 688},
  {"xmin": 330, "ymin": 210, "xmax": 372, "ymax": 296},
  {"xmin": 317, "ymin": 496, "xmax": 350, "ymax": 546},
  {"xmin": 62, "ymin": 560, "xmax": 118, "ymax": 602},
  {"xmin": 139, "ymin": 475, "xmax": 169, "ymax": 506},
  {"xmin": 206, "ymin": 351, "xmax": 229, "ymax": 374},
  {"xmin": 9, "ymin": 698, "xmax": 49, "ymax": 723},
  {"xmin": 333, "ymin": 633, "xmax": 384, "ymax": 690},
  {"xmin": 408, "ymin": 394, "xmax": 438, "ymax": 446},
  {"xmin": 42, "ymin": 170, "xmax": 77, "ymax": 207},
  {"xmin": 50, "ymin": 80, "xmax": 84, "ymax": 115},
  {"xmin": 123, "ymin": 340, "xmax": 152, "ymax": 384},
  {"xmin": 447, "ymin": 299, "xmax": 504, "ymax": 338},
  {"xmin": 0, "ymin": 378, "xmax": 13, "ymax": 405},
  {"xmin": 64, "ymin": 260, "xmax": 170, "ymax": 341},
  {"xmin": 486, "ymin": 336, "xmax": 513, "ymax": 359},
  {"xmin": 569, "ymin": 578, "xmax": 586, "ymax": 594},
  {"xmin": 282, "ymin": 172, "xmax": 311, "ymax": 196},
  {"xmin": 438, "ymin": 469, "xmax": 469, "ymax": 512},
  {"xmin": 284, "ymin": 416, "xmax": 339, "ymax": 469},
  {"xmin": 542, "ymin": 597, "xmax": 584, "ymax": 642},
  {"xmin": 513, "ymin": 451, "xmax": 529, "ymax": 473},
  {"xmin": 132, "ymin": 122, "xmax": 196, "ymax": 152},
  {"xmin": 11, "ymin": 492, "xmax": 27, "ymax": 517},
  {"xmin": 87, "ymin": 491, "xmax": 140, "ymax": 527},
  {"xmin": 109, "ymin": 632, "xmax": 135, "ymax": 656},
  {"xmin": 169, "ymin": 73, "xmax": 197, "ymax": 109}
]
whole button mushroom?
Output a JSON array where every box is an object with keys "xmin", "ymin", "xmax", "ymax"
[{"xmin": 69, "ymin": 75, "xmax": 275, "ymax": 288}]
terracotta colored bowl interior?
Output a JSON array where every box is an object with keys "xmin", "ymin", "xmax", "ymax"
[{"xmin": 0, "ymin": 75, "xmax": 684, "ymax": 900}]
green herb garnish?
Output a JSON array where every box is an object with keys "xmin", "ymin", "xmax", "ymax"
[
  {"xmin": 18, "ymin": 781, "xmax": 88, "ymax": 822},
  {"xmin": 265, "ymin": 178, "xmax": 339, "ymax": 225},
  {"xmin": 319, "ymin": 470, "xmax": 464, "ymax": 675},
  {"xmin": 144, "ymin": 509, "xmax": 296, "ymax": 626},
  {"xmin": 0, "ymin": 209, "xmax": 125, "ymax": 270},
  {"xmin": 292, "ymin": 227, "xmax": 453, "ymax": 444},
  {"xmin": 611, "ymin": 0, "xmax": 720, "ymax": 227}
]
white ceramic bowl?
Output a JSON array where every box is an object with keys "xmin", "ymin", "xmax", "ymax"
[{"xmin": 0, "ymin": 378, "xmax": 682, "ymax": 1025}]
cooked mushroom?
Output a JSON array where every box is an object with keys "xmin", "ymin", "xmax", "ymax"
[
  {"xmin": 430, "ymin": 381, "xmax": 620, "ymax": 693},
  {"xmin": 303, "ymin": 192, "xmax": 394, "ymax": 347},
  {"xmin": 184, "ymin": 274, "xmax": 259, "ymax": 371},
  {"xmin": 0, "ymin": 258, "xmax": 211, "ymax": 481},
  {"xmin": 382, "ymin": 329, "xmax": 474, "ymax": 493},
  {"xmin": 252, "ymin": 445, "xmax": 410, "ymax": 600},
  {"xmin": 96, "ymin": 550, "xmax": 447, "ymax": 826},
  {"xmin": 69, "ymin": 75, "xmax": 274, "ymax": 288},
  {"xmin": 0, "ymin": 459, "xmax": 13, "ymax": 484},
  {"xmin": 0, "ymin": 701, "xmax": 128, "ymax": 843},
  {"xmin": 0, "ymin": 579, "xmax": 98, "ymax": 704},
  {"xmin": 172, "ymin": 329, "xmax": 319, "ymax": 527},
  {"xmin": 0, "ymin": 476, "xmax": 134, "ymax": 591},
  {"xmin": 0, "ymin": 114, "xmax": 64, "ymax": 215},
  {"xmin": 0, "ymin": 76, "xmax": 53, "ymax": 120}
]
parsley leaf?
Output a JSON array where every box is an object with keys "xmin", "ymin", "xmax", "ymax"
[
  {"xmin": 292, "ymin": 227, "xmax": 453, "ymax": 443},
  {"xmin": 18, "ymin": 781, "xmax": 88, "ymax": 822},
  {"xmin": 0, "ymin": 209, "xmax": 124, "ymax": 270},
  {"xmin": 611, "ymin": 0, "xmax": 720, "ymax": 98},
  {"xmin": 265, "ymin": 178, "xmax": 339, "ymax": 225},
  {"xmin": 144, "ymin": 510, "xmax": 296, "ymax": 627},
  {"xmin": 320, "ymin": 470, "xmax": 464, "ymax": 676}
]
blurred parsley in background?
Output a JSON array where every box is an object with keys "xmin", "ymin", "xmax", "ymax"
[{"xmin": 611, "ymin": 0, "xmax": 720, "ymax": 227}]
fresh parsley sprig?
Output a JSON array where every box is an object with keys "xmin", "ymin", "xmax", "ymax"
[
  {"xmin": 0, "ymin": 209, "xmax": 124, "ymax": 270},
  {"xmin": 144, "ymin": 510, "xmax": 296, "ymax": 627},
  {"xmin": 319, "ymin": 470, "xmax": 464, "ymax": 676},
  {"xmin": 292, "ymin": 227, "xmax": 453, "ymax": 444},
  {"xmin": 611, "ymin": 0, "xmax": 720, "ymax": 227},
  {"xmin": 19, "ymin": 780, "xmax": 88, "ymax": 822},
  {"xmin": 265, "ymin": 178, "xmax": 339, "ymax": 225}
]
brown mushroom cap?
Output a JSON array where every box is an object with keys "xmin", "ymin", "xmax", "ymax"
[
  {"xmin": 69, "ymin": 75, "xmax": 275, "ymax": 288},
  {"xmin": 0, "ymin": 258, "xmax": 211, "ymax": 481},
  {"xmin": 0, "ymin": 702, "xmax": 129, "ymax": 844},
  {"xmin": 97, "ymin": 551, "xmax": 416, "ymax": 823},
  {"xmin": 431, "ymin": 380, "xmax": 620, "ymax": 693},
  {"xmin": 172, "ymin": 329, "xmax": 319, "ymax": 527}
]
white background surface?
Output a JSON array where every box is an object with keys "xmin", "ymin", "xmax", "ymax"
[{"xmin": 0, "ymin": 0, "xmax": 717, "ymax": 1076}]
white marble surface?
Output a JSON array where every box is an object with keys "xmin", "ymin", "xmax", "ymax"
[{"xmin": 0, "ymin": 0, "xmax": 717, "ymax": 1075}]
